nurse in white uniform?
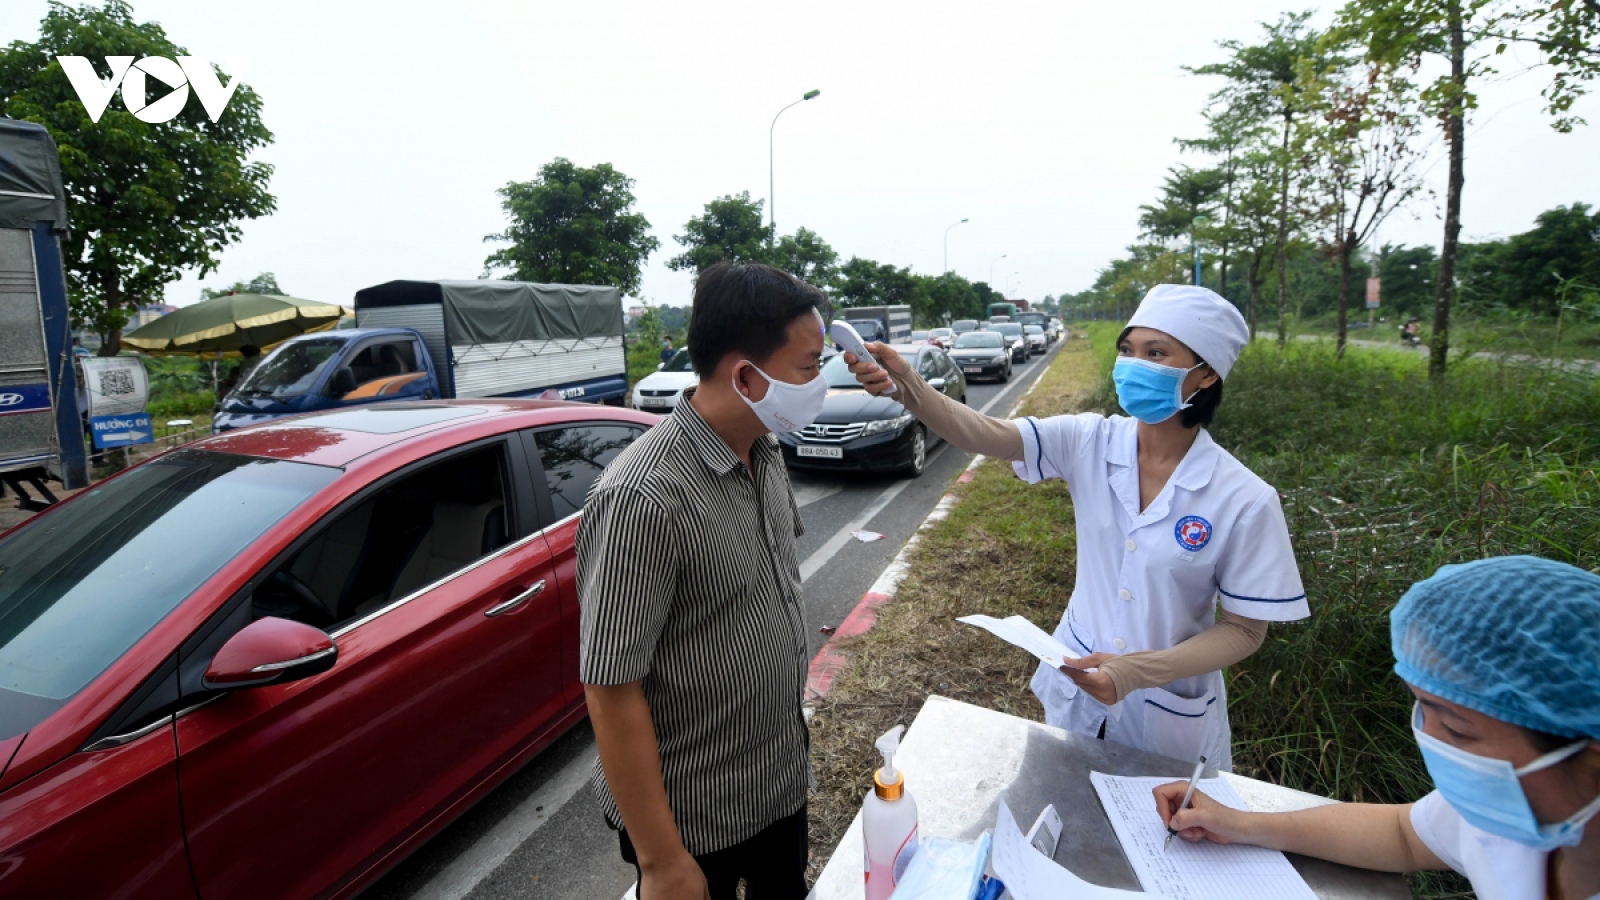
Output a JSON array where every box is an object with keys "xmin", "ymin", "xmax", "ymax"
[
  {"xmin": 845, "ymin": 285, "xmax": 1309, "ymax": 770},
  {"xmin": 1156, "ymin": 556, "xmax": 1600, "ymax": 900}
]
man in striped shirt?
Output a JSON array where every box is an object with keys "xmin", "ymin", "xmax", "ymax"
[{"xmin": 578, "ymin": 262, "xmax": 828, "ymax": 900}]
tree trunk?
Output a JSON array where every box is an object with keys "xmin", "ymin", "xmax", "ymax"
[
  {"xmin": 1337, "ymin": 235, "xmax": 1353, "ymax": 359},
  {"xmin": 1431, "ymin": 0, "xmax": 1466, "ymax": 379},
  {"xmin": 1275, "ymin": 110, "xmax": 1293, "ymax": 348},
  {"xmin": 98, "ymin": 270, "xmax": 123, "ymax": 357}
]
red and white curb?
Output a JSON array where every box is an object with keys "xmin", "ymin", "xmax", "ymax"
[{"xmin": 802, "ymin": 374, "xmax": 1047, "ymax": 710}]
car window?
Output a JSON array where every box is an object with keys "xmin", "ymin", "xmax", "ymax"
[
  {"xmin": 237, "ymin": 338, "xmax": 343, "ymax": 398},
  {"xmin": 954, "ymin": 333, "xmax": 1004, "ymax": 349},
  {"xmin": 534, "ymin": 425, "xmax": 644, "ymax": 521},
  {"xmin": 917, "ymin": 351, "xmax": 940, "ymax": 378},
  {"xmin": 0, "ymin": 451, "xmax": 337, "ymax": 739},
  {"xmin": 345, "ymin": 340, "xmax": 416, "ymax": 385},
  {"xmin": 660, "ymin": 349, "xmax": 694, "ymax": 373},
  {"xmin": 253, "ymin": 444, "xmax": 512, "ymax": 629}
]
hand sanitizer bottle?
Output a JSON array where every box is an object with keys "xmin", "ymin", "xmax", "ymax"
[{"xmin": 863, "ymin": 724, "xmax": 919, "ymax": 900}]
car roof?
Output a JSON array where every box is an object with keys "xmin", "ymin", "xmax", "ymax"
[{"xmin": 189, "ymin": 400, "xmax": 658, "ymax": 468}]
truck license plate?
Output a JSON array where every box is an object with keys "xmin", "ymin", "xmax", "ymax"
[{"xmin": 797, "ymin": 445, "xmax": 843, "ymax": 459}]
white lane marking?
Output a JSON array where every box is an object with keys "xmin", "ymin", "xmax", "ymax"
[
  {"xmin": 411, "ymin": 745, "xmax": 597, "ymax": 900},
  {"xmin": 796, "ymin": 350, "xmax": 1052, "ymax": 585},
  {"xmin": 792, "ymin": 481, "xmax": 844, "ymax": 509}
]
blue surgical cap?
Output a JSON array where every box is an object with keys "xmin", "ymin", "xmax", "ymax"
[{"xmin": 1392, "ymin": 556, "xmax": 1600, "ymax": 739}]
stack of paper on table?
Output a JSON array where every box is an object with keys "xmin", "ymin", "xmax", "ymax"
[{"xmin": 1089, "ymin": 772, "xmax": 1317, "ymax": 900}]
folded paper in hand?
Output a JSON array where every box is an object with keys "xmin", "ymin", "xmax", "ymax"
[{"xmin": 956, "ymin": 614, "xmax": 1089, "ymax": 669}]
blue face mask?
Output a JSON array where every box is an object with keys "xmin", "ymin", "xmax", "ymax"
[
  {"xmin": 1412, "ymin": 703, "xmax": 1600, "ymax": 850},
  {"xmin": 1112, "ymin": 357, "xmax": 1204, "ymax": 424}
]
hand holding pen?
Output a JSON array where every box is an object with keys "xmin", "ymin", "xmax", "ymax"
[{"xmin": 1153, "ymin": 763, "xmax": 1254, "ymax": 848}]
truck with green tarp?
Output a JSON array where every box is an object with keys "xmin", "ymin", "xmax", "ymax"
[{"xmin": 211, "ymin": 279, "xmax": 627, "ymax": 432}]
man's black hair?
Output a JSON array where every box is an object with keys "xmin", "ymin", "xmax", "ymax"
[
  {"xmin": 1117, "ymin": 326, "xmax": 1224, "ymax": 429},
  {"xmin": 686, "ymin": 261, "xmax": 829, "ymax": 376}
]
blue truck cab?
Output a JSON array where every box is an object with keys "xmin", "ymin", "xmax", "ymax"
[{"xmin": 212, "ymin": 328, "xmax": 438, "ymax": 432}]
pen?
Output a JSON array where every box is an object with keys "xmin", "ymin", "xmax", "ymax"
[{"xmin": 1164, "ymin": 755, "xmax": 1208, "ymax": 851}]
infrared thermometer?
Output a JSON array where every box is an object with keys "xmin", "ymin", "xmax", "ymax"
[{"xmin": 829, "ymin": 320, "xmax": 896, "ymax": 394}]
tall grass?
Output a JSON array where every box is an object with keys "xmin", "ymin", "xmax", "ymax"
[{"xmin": 1079, "ymin": 326, "xmax": 1599, "ymax": 897}]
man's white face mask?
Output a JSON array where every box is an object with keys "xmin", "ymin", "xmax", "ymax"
[{"xmin": 734, "ymin": 361, "xmax": 828, "ymax": 434}]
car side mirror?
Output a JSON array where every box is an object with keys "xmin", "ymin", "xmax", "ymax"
[
  {"xmin": 203, "ymin": 617, "xmax": 337, "ymax": 691},
  {"xmin": 927, "ymin": 377, "xmax": 946, "ymax": 389},
  {"xmin": 326, "ymin": 367, "xmax": 358, "ymax": 397}
]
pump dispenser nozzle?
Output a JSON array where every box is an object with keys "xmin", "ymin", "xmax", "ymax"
[{"xmin": 873, "ymin": 724, "xmax": 907, "ymax": 799}]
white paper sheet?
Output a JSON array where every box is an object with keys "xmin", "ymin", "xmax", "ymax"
[
  {"xmin": 956, "ymin": 614, "xmax": 1086, "ymax": 668},
  {"xmin": 991, "ymin": 798, "xmax": 1152, "ymax": 900},
  {"xmin": 1089, "ymin": 773, "xmax": 1317, "ymax": 900}
]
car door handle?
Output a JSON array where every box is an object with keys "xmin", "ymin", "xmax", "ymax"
[{"xmin": 485, "ymin": 580, "xmax": 545, "ymax": 617}]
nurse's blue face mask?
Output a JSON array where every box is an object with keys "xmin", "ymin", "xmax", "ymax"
[
  {"xmin": 1112, "ymin": 357, "xmax": 1205, "ymax": 424},
  {"xmin": 1412, "ymin": 702, "xmax": 1600, "ymax": 850}
]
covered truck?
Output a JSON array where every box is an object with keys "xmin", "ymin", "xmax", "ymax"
[
  {"xmin": 212, "ymin": 279, "xmax": 626, "ymax": 432},
  {"xmin": 837, "ymin": 304, "xmax": 912, "ymax": 346},
  {"xmin": 0, "ymin": 119, "xmax": 87, "ymax": 504}
]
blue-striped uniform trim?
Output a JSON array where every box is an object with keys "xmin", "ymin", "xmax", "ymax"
[
  {"xmin": 1066, "ymin": 618, "xmax": 1094, "ymax": 654},
  {"xmin": 1219, "ymin": 587, "xmax": 1307, "ymax": 604},
  {"xmin": 1023, "ymin": 417, "xmax": 1043, "ymax": 480},
  {"xmin": 1143, "ymin": 695, "xmax": 1218, "ymax": 718}
]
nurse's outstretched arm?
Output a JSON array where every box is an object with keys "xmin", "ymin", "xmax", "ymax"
[
  {"xmin": 845, "ymin": 343, "xmax": 1025, "ymax": 461},
  {"xmin": 1153, "ymin": 784, "xmax": 1448, "ymax": 874}
]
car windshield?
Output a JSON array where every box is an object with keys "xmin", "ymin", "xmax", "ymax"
[
  {"xmin": 951, "ymin": 320, "xmax": 977, "ymax": 333},
  {"xmin": 911, "ymin": 331, "xmax": 930, "ymax": 340},
  {"xmin": 660, "ymin": 348, "xmax": 693, "ymax": 372},
  {"xmin": 237, "ymin": 338, "xmax": 344, "ymax": 398},
  {"xmin": 931, "ymin": 329, "xmax": 952, "ymax": 338},
  {"xmin": 995, "ymin": 324, "xmax": 1023, "ymax": 338},
  {"xmin": 0, "ymin": 451, "xmax": 338, "ymax": 739},
  {"xmin": 822, "ymin": 353, "xmax": 872, "ymax": 388},
  {"xmin": 1025, "ymin": 325, "xmax": 1043, "ymax": 334},
  {"xmin": 954, "ymin": 333, "xmax": 1004, "ymax": 349}
]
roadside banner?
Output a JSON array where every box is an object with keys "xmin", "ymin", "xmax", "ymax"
[
  {"xmin": 1366, "ymin": 278, "xmax": 1381, "ymax": 310},
  {"xmin": 80, "ymin": 357, "xmax": 152, "ymax": 448}
]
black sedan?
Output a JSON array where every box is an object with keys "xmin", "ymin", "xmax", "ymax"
[
  {"xmin": 778, "ymin": 345, "xmax": 966, "ymax": 478},
  {"xmin": 947, "ymin": 331, "xmax": 1012, "ymax": 382}
]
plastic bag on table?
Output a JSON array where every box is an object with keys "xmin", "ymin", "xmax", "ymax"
[{"xmin": 888, "ymin": 831, "xmax": 993, "ymax": 900}]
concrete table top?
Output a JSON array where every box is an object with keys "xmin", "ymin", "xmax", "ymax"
[{"xmin": 810, "ymin": 695, "xmax": 1408, "ymax": 900}]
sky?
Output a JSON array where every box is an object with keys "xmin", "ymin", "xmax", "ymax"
[{"xmin": 4, "ymin": 0, "xmax": 1598, "ymax": 311}]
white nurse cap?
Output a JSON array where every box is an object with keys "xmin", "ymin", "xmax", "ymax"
[{"xmin": 1125, "ymin": 284, "xmax": 1250, "ymax": 381}]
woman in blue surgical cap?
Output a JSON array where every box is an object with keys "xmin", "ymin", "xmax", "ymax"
[{"xmin": 1156, "ymin": 556, "xmax": 1600, "ymax": 900}]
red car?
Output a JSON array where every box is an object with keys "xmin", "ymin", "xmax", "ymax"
[{"xmin": 0, "ymin": 400, "xmax": 655, "ymax": 899}]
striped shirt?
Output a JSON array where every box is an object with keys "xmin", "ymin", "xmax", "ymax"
[{"xmin": 576, "ymin": 390, "xmax": 811, "ymax": 855}]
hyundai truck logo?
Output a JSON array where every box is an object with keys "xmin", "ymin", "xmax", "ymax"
[
  {"xmin": 0, "ymin": 393, "xmax": 22, "ymax": 407},
  {"xmin": 56, "ymin": 56, "xmax": 248, "ymax": 124}
]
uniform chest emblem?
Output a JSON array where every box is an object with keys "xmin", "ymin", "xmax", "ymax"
[{"xmin": 1174, "ymin": 516, "xmax": 1213, "ymax": 551}]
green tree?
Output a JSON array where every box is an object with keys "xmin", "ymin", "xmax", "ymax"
[
  {"xmin": 1300, "ymin": 52, "xmax": 1426, "ymax": 355},
  {"xmin": 200, "ymin": 271, "xmax": 282, "ymax": 299},
  {"xmin": 770, "ymin": 226, "xmax": 839, "ymax": 288},
  {"xmin": 1336, "ymin": 0, "xmax": 1600, "ymax": 375},
  {"xmin": 1189, "ymin": 11, "xmax": 1338, "ymax": 347},
  {"xmin": 0, "ymin": 0, "xmax": 276, "ymax": 355},
  {"xmin": 483, "ymin": 158, "xmax": 657, "ymax": 295},
  {"xmin": 667, "ymin": 191, "xmax": 774, "ymax": 272}
]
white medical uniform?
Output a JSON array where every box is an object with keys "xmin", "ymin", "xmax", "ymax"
[
  {"xmin": 1013, "ymin": 412, "xmax": 1310, "ymax": 771},
  {"xmin": 1411, "ymin": 791, "xmax": 1579, "ymax": 900}
]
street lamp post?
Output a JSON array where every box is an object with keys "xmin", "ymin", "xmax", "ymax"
[
  {"xmin": 943, "ymin": 218, "xmax": 968, "ymax": 273},
  {"xmin": 1192, "ymin": 214, "xmax": 1210, "ymax": 287},
  {"xmin": 989, "ymin": 254, "xmax": 1007, "ymax": 286},
  {"xmin": 769, "ymin": 89, "xmax": 821, "ymax": 244}
]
